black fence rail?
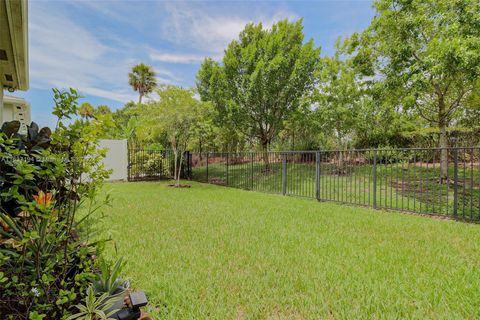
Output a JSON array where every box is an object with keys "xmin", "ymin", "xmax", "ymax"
[
  {"xmin": 127, "ymin": 149, "xmax": 191, "ymax": 181},
  {"xmin": 189, "ymin": 148, "xmax": 480, "ymax": 222}
]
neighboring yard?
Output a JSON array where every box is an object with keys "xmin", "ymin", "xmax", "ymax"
[
  {"xmin": 99, "ymin": 181, "xmax": 480, "ymax": 319},
  {"xmin": 191, "ymin": 157, "xmax": 480, "ymax": 219}
]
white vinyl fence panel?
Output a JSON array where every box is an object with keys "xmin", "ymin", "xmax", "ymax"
[{"xmin": 98, "ymin": 139, "xmax": 128, "ymax": 181}]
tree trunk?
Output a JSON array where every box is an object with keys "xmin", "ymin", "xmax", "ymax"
[
  {"xmin": 438, "ymin": 96, "xmax": 448, "ymax": 182},
  {"xmin": 138, "ymin": 92, "xmax": 143, "ymax": 104},
  {"xmin": 262, "ymin": 140, "xmax": 270, "ymax": 171},
  {"xmin": 173, "ymin": 149, "xmax": 178, "ymax": 183},
  {"xmin": 292, "ymin": 129, "xmax": 295, "ymax": 151},
  {"xmin": 439, "ymin": 119, "xmax": 449, "ymax": 182},
  {"xmin": 338, "ymin": 151, "xmax": 345, "ymax": 175},
  {"xmin": 336, "ymin": 132, "xmax": 345, "ymax": 175},
  {"xmin": 176, "ymin": 152, "xmax": 183, "ymax": 187}
]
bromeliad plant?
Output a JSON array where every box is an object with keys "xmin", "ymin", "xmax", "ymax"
[
  {"xmin": 91, "ymin": 258, "xmax": 129, "ymax": 297},
  {"xmin": 66, "ymin": 286, "xmax": 122, "ymax": 320},
  {"xmin": 0, "ymin": 88, "xmax": 113, "ymax": 319}
]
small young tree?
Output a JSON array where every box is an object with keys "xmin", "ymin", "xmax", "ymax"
[{"xmin": 141, "ymin": 85, "xmax": 204, "ymax": 187}]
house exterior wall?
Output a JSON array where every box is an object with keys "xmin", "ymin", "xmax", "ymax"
[
  {"xmin": 2, "ymin": 95, "xmax": 30, "ymax": 134},
  {"xmin": 2, "ymin": 104, "xmax": 13, "ymax": 122}
]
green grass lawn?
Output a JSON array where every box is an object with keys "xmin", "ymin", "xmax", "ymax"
[{"xmin": 98, "ymin": 181, "xmax": 480, "ymax": 319}]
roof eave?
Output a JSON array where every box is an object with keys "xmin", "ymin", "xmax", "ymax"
[{"xmin": 5, "ymin": 0, "xmax": 29, "ymax": 91}]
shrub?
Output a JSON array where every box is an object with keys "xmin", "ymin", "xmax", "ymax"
[
  {"xmin": 0, "ymin": 89, "xmax": 113, "ymax": 319},
  {"xmin": 129, "ymin": 151, "xmax": 173, "ymax": 179}
]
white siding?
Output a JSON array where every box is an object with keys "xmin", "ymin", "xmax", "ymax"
[
  {"xmin": 2, "ymin": 104, "xmax": 13, "ymax": 122},
  {"xmin": 2, "ymin": 96, "xmax": 30, "ymax": 134}
]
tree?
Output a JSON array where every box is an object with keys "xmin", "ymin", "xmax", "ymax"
[
  {"xmin": 460, "ymin": 79, "xmax": 480, "ymax": 130},
  {"xmin": 352, "ymin": 84, "xmax": 419, "ymax": 149},
  {"xmin": 197, "ymin": 19, "xmax": 321, "ymax": 167},
  {"xmin": 140, "ymin": 85, "xmax": 204, "ymax": 187},
  {"xmin": 110, "ymin": 102, "xmax": 139, "ymax": 141},
  {"xmin": 315, "ymin": 54, "xmax": 360, "ymax": 151},
  {"xmin": 349, "ymin": 0, "xmax": 480, "ymax": 180},
  {"xmin": 191, "ymin": 104, "xmax": 218, "ymax": 154},
  {"xmin": 313, "ymin": 53, "xmax": 364, "ymax": 172},
  {"xmin": 128, "ymin": 63, "xmax": 157, "ymax": 104},
  {"xmin": 95, "ymin": 104, "xmax": 112, "ymax": 115},
  {"xmin": 196, "ymin": 58, "xmax": 246, "ymax": 152},
  {"xmin": 78, "ymin": 102, "xmax": 95, "ymax": 119},
  {"xmin": 278, "ymin": 106, "xmax": 324, "ymax": 151}
]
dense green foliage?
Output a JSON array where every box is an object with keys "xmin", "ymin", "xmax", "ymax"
[
  {"xmin": 197, "ymin": 20, "xmax": 321, "ymax": 153},
  {"xmin": 0, "ymin": 89, "xmax": 127, "ymax": 319},
  {"xmin": 347, "ymin": 0, "xmax": 480, "ymax": 178},
  {"xmin": 101, "ymin": 181, "xmax": 480, "ymax": 319}
]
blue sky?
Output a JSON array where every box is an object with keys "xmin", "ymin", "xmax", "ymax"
[{"xmin": 17, "ymin": 0, "xmax": 374, "ymax": 128}]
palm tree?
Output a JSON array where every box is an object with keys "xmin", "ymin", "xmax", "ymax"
[
  {"xmin": 128, "ymin": 63, "xmax": 157, "ymax": 104},
  {"xmin": 95, "ymin": 105, "xmax": 112, "ymax": 115},
  {"xmin": 78, "ymin": 103, "xmax": 95, "ymax": 119}
]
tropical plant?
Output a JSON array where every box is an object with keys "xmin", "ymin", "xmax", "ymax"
[
  {"xmin": 67, "ymin": 287, "xmax": 121, "ymax": 320},
  {"xmin": 91, "ymin": 258, "xmax": 128, "ymax": 297},
  {"xmin": 78, "ymin": 102, "xmax": 95, "ymax": 119},
  {"xmin": 95, "ymin": 105, "xmax": 112, "ymax": 116},
  {"xmin": 0, "ymin": 88, "xmax": 112, "ymax": 319},
  {"xmin": 128, "ymin": 63, "xmax": 157, "ymax": 104}
]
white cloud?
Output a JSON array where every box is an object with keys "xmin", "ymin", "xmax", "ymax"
[
  {"xmin": 26, "ymin": 1, "xmax": 300, "ymax": 106},
  {"xmin": 76, "ymin": 87, "xmax": 136, "ymax": 103},
  {"xmin": 149, "ymin": 52, "xmax": 209, "ymax": 64},
  {"xmin": 27, "ymin": 3, "xmax": 177, "ymax": 104},
  {"xmin": 159, "ymin": 3, "xmax": 299, "ymax": 54},
  {"xmin": 155, "ymin": 69, "xmax": 181, "ymax": 82}
]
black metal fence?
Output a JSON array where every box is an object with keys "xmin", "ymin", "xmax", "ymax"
[
  {"xmin": 127, "ymin": 147, "xmax": 480, "ymax": 221},
  {"xmin": 188, "ymin": 148, "xmax": 480, "ymax": 222},
  {"xmin": 127, "ymin": 149, "xmax": 191, "ymax": 181}
]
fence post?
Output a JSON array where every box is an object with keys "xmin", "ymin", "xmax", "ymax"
[
  {"xmin": 282, "ymin": 153, "xmax": 287, "ymax": 196},
  {"xmin": 453, "ymin": 148, "xmax": 458, "ymax": 216},
  {"xmin": 316, "ymin": 151, "xmax": 320, "ymax": 201},
  {"xmin": 373, "ymin": 149, "xmax": 377, "ymax": 209},
  {"xmin": 206, "ymin": 152, "xmax": 209, "ymax": 183},
  {"xmin": 226, "ymin": 153, "xmax": 229, "ymax": 186}
]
